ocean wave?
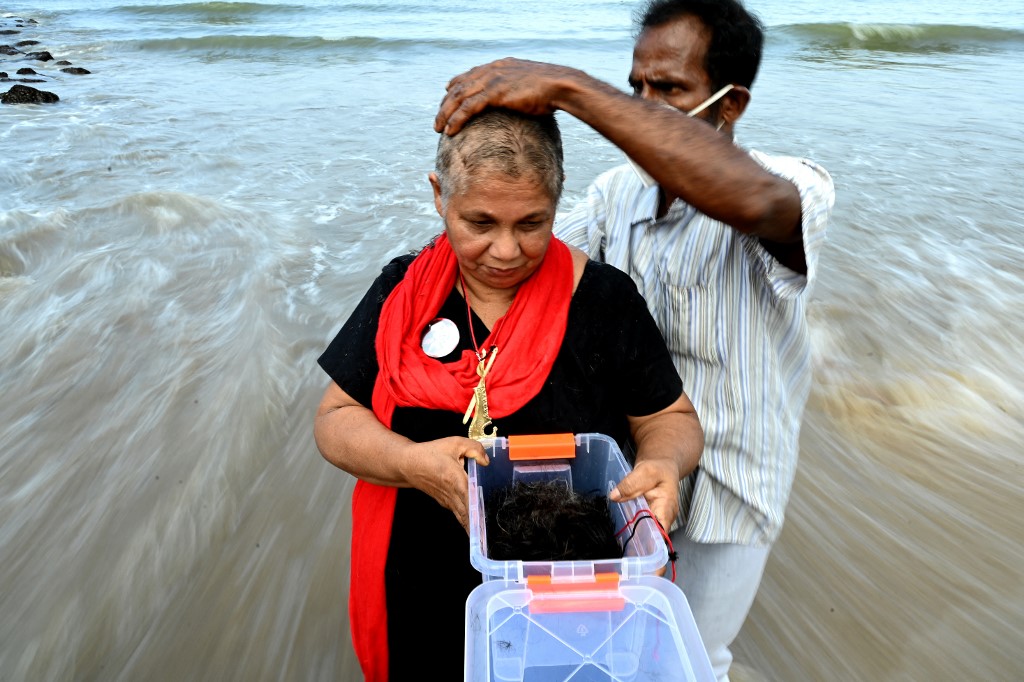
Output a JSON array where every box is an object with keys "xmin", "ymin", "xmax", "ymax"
[
  {"xmin": 333, "ymin": 2, "xmax": 492, "ymax": 14},
  {"xmin": 131, "ymin": 33, "xmax": 459, "ymax": 53},
  {"xmin": 773, "ymin": 22, "xmax": 1024, "ymax": 53},
  {"xmin": 128, "ymin": 33, "xmax": 619, "ymax": 54},
  {"xmin": 112, "ymin": 2, "xmax": 305, "ymax": 16}
]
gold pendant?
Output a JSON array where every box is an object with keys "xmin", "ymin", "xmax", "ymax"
[{"xmin": 463, "ymin": 347, "xmax": 499, "ymax": 441}]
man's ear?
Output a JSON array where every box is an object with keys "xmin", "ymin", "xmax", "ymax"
[
  {"xmin": 428, "ymin": 172, "xmax": 445, "ymax": 218},
  {"xmin": 720, "ymin": 85, "xmax": 751, "ymax": 127}
]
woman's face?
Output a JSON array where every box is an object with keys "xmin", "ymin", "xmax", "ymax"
[{"xmin": 431, "ymin": 168, "xmax": 556, "ymax": 295}]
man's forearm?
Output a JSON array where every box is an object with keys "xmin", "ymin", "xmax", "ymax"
[{"xmin": 552, "ymin": 70, "xmax": 801, "ymax": 241}]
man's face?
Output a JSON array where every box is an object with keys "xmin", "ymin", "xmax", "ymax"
[{"xmin": 629, "ymin": 15, "xmax": 716, "ymax": 119}]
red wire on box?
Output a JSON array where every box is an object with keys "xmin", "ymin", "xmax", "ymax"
[{"xmin": 615, "ymin": 508, "xmax": 677, "ymax": 583}]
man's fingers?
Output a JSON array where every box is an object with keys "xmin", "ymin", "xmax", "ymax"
[
  {"xmin": 440, "ymin": 92, "xmax": 491, "ymax": 136},
  {"xmin": 434, "ymin": 97, "xmax": 454, "ymax": 133},
  {"xmin": 436, "ymin": 60, "xmax": 525, "ymax": 135},
  {"xmin": 435, "ymin": 73, "xmax": 485, "ymax": 134},
  {"xmin": 434, "ymin": 88, "xmax": 459, "ymax": 132},
  {"xmin": 434, "ymin": 93, "xmax": 468, "ymax": 134},
  {"xmin": 445, "ymin": 62, "xmax": 486, "ymax": 92}
]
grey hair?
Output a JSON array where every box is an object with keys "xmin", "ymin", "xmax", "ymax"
[{"xmin": 434, "ymin": 108, "xmax": 564, "ymax": 207}]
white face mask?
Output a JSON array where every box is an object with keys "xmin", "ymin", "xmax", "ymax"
[{"xmin": 626, "ymin": 84, "xmax": 735, "ymax": 188}]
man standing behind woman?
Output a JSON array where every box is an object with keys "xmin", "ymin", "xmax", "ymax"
[{"xmin": 435, "ymin": 0, "xmax": 836, "ymax": 679}]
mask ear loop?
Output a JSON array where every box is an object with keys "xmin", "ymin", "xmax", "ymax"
[
  {"xmin": 686, "ymin": 83, "xmax": 734, "ymax": 117},
  {"xmin": 627, "ymin": 83, "xmax": 735, "ymax": 187}
]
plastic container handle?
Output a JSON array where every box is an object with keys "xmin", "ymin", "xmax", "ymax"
[{"xmin": 508, "ymin": 433, "xmax": 576, "ymax": 461}]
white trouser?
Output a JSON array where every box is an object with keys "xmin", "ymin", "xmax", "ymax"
[{"xmin": 669, "ymin": 529, "xmax": 772, "ymax": 682}]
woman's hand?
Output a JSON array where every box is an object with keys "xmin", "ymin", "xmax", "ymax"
[
  {"xmin": 623, "ymin": 392, "xmax": 704, "ymax": 531},
  {"xmin": 609, "ymin": 457, "xmax": 683, "ymax": 532},
  {"xmin": 402, "ymin": 437, "xmax": 490, "ymax": 532},
  {"xmin": 315, "ymin": 382, "xmax": 489, "ymax": 531}
]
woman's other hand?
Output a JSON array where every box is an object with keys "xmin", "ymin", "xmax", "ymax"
[
  {"xmin": 621, "ymin": 392, "xmax": 704, "ymax": 531},
  {"xmin": 609, "ymin": 457, "xmax": 683, "ymax": 532},
  {"xmin": 315, "ymin": 382, "xmax": 489, "ymax": 531},
  {"xmin": 402, "ymin": 437, "xmax": 489, "ymax": 532}
]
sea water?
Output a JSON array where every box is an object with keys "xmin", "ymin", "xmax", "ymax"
[{"xmin": 1, "ymin": 1, "xmax": 1022, "ymax": 680}]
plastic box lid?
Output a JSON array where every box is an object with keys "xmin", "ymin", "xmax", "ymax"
[
  {"xmin": 465, "ymin": 575, "xmax": 715, "ymax": 682},
  {"xmin": 467, "ymin": 433, "xmax": 668, "ymax": 583}
]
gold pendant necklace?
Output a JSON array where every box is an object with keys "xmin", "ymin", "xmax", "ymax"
[
  {"xmin": 463, "ymin": 347, "xmax": 499, "ymax": 440},
  {"xmin": 458, "ymin": 271, "xmax": 499, "ymax": 441}
]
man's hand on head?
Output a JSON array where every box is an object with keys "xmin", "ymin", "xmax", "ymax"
[{"xmin": 435, "ymin": 58, "xmax": 580, "ymax": 136}]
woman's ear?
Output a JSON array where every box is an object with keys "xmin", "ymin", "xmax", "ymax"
[{"xmin": 428, "ymin": 172, "xmax": 445, "ymax": 218}]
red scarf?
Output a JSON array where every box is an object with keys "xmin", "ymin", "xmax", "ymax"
[{"xmin": 350, "ymin": 233, "xmax": 573, "ymax": 681}]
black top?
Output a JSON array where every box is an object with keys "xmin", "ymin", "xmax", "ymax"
[{"xmin": 318, "ymin": 254, "xmax": 683, "ymax": 681}]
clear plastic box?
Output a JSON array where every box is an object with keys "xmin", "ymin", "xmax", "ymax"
[
  {"xmin": 467, "ymin": 433, "xmax": 668, "ymax": 583},
  {"xmin": 465, "ymin": 433, "xmax": 715, "ymax": 682}
]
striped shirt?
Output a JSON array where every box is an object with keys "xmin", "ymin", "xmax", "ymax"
[{"xmin": 555, "ymin": 149, "xmax": 835, "ymax": 546}]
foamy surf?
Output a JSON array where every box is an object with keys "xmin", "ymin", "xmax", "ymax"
[{"xmin": 2, "ymin": 0, "xmax": 1023, "ymax": 680}]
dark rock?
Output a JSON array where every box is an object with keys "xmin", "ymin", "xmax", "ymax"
[
  {"xmin": 0, "ymin": 45, "xmax": 22, "ymax": 56},
  {"xmin": 0, "ymin": 29, "xmax": 20, "ymax": 36},
  {"xmin": 0, "ymin": 72, "xmax": 6, "ymax": 79},
  {"xmin": 27, "ymin": 19, "xmax": 39, "ymax": 25},
  {"xmin": 1, "ymin": 84, "xmax": 59, "ymax": 104},
  {"xmin": 26, "ymin": 51, "xmax": 53, "ymax": 62},
  {"xmin": 55, "ymin": 60, "xmax": 72, "ymax": 66},
  {"xmin": 16, "ymin": 67, "xmax": 37, "ymax": 75},
  {"xmin": 61, "ymin": 67, "xmax": 90, "ymax": 75},
  {"xmin": 16, "ymin": 40, "xmax": 40, "ymax": 47},
  {"xmin": 17, "ymin": 78, "xmax": 47, "ymax": 83}
]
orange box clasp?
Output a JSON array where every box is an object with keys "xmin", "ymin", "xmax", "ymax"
[
  {"xmin": 508, "ymin": 433, "xmax": 576, "ymax": 461},
  {"xmin": 526, "ymin": 572, "xmax": 625, "ymax": 613}
]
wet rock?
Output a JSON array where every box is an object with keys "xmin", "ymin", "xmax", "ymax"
[
  {"xmin": 0, "ymin": 45, "xmax": 22, "ymax": 55},
  {"xmin": 0, "ymin": 72, "xmax": 6, "ymax": 79},
  {"xmin": 0, "ymin": 29, "xmax": 20, "ymax": 36},
  {"xmin": 16, "ymin": 40, "xmax": 40, "ymax": 47},
  {"xmin": 17, "ymin": 78, "xmax": 47, "ymax": 83},
  {"xmin": 26, "ymin": 51, "xmax": 53, "ymax": 61},
  {"xmin": 1, "ymin": 84, "xmax": 59, "ymax": 104},
  {"xmin": 16, "ymin": 68, "xmax": 37, "ymax": 75},
  {"xmin": 55, "ymin": 60, "xmax": 72, "ymax": 66},
  {"xmin": 61, "ymin": 67, "xmax": 91, "ymax": 75}
]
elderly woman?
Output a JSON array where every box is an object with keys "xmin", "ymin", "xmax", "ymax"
[{"xmin": 314, "ymin": 109, "xmax": 703, "ymax": 681}]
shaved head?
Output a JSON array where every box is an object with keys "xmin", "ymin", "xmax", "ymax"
[{"xmin": 434, "ymin": 108, "xmax": 564, "ymax": 207}]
